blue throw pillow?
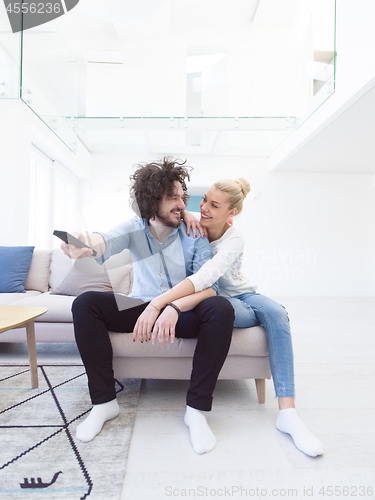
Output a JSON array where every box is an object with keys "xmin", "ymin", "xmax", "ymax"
[{"xmin": 0, "ymin": 246, "xmax": 35, "ymax": 293}]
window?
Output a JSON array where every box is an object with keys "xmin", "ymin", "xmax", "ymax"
[
  {"xmin": 52, "ymin": 163, "xmax": 78, "ymax": 247},
  {"xmin": 29, "ymin": 145, "xmax": 78, "ymax": 248},
  {"xmin": 29, "ymin": 146, "xmax": 53, "ymax": 248}
]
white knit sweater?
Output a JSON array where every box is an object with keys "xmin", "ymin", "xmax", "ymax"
[{"xmin": 188, "ymin": 225, "xmax": 257, "ymax": 297}]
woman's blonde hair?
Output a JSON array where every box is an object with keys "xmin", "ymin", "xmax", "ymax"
[{"xmin": 214, "ymin": 177, "xmax": 250, "ymax": 215}]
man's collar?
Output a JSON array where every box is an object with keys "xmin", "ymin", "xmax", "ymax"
[{"xmin": 143, "ymin": 219, "xmax": 179, "ymax": 240}]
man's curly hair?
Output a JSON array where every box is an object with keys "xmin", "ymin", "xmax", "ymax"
[{"xmin": 129, "ymin": 157, "xmax": 192, "ymax": 221}]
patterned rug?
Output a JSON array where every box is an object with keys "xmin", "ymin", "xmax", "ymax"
[{"xmin": 0, "ymin": 365, "xmax": 141, "ymax": 500}]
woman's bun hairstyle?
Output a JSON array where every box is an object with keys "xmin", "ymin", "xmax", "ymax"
[
  {"xmin": 214, "ymin": 177, "xmax": 251, "ymax": 215},
  {"xmin": 235, "ymin": 177, "xmax": 251, "ymax": 199}
]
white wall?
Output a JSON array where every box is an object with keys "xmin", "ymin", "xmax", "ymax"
[
  {"xmin": 77, "ymin": 153, "xmax": 268, "ymax": 233},
  {"xmin": 77, "ymin": 153, "xmax": 375, "ymax": 297},
  {"xmin": 0, "ymin": 100, "xmax": 31, "ymax": 246},
  {"xmin": 237, "ymin": 172, "xmax": 375, "ymax": 297}
]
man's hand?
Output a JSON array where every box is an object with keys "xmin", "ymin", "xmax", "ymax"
[
  {"xmin": 60, "ymin": 232, "xmax": 93, "ymax": 259},
  {"xmin": 133, "ymin": 305, "xmax": 159, "ymax": 343},
  {"xmin": 182, "ymin": 210, "xmax": 208, "ymax": 238},
  {"xmin": 152, "ymin": 306, "xmax": 179, "ymax": 346}
]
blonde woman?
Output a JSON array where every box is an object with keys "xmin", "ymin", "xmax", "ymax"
[{"xmin": 134, "ymin": 178, "xmax": 323, "ymax": 457}]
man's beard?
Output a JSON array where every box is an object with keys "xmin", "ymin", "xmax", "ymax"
[{"xmin": 155, "ymin": 208, "xmax": 182, "ymax": 228}]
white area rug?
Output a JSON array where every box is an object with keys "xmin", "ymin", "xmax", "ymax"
[{"xmin": 0, "ymin": 365, "xmax": 141, "ymax": 499}]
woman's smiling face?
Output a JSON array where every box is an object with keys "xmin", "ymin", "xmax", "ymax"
[{"xmin": 199, "ymin": 186, "xmax": 236, "ymax": 228}]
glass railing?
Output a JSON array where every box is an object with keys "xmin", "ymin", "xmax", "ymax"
[
  {"xmin": 75, "ymin": 0, "xmax": 335, "ymax": 122},
  {"xmin": 78, "ymin": 117, "xmax": 295, "ymax": 130},
  {"xmin": 20, "ymin": 25, "xmax": 78, "ymax": 153},
  {"xmin": 294, "ymin": 0, "xmax": 337, "ymax": 126},
  {"xmin": 75, "ymin": 0, "xmax": 335, "ymax": 153},
  {"xmin": 77, "ymin": 116, "xmax": 295, "ymax": 157},
  {"xmin": 1, "ymin": 0, "xmax": 336, "ymax": 153}
]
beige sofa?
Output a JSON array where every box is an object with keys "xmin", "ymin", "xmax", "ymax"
[{"xmin": 0, "ymin": 249, "xmax": 271, "ymax": 403}]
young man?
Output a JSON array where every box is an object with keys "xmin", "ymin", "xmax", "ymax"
[{"xmin": 63, "ymin": 158, "xmax": 234, "ymax": 455}]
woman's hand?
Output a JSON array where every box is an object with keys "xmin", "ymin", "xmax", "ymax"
[
  {"xmin": 181, "ymin": 210, "xmax": 208, "ymax": 238},
  {"xmin": 133, "ymin": 304, "xmax": 159, "ymax": 343},
  {"xmin": 151, "ymin": 306, "xmax": 179, "ymax": 346},
  {"xmin": 60, "ymin": 232, "xmax": 93, "ymax": 259}
]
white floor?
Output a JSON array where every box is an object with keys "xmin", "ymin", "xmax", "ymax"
[{"xmin": 2, "ymin": 298, "xmax": 375, "ymax": 500}]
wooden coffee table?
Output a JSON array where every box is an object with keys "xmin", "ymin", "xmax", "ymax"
[{"xmin": 0, "ymin": 306, "xmax": 48, "ymax": 389}]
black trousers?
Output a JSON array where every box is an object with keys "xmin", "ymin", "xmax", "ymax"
[{"xmin": 72, "ymin": 292, "xmax": 234, "ymax": 411}]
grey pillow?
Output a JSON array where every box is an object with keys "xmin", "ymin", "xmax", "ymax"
[{"xmin": 50, "ymin": 258, "xmax": 112, "ymax": 296}]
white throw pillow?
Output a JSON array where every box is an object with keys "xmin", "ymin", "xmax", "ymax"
[{"xmin": 25, "ymin": 250, "xmax": 52, "ymax": 293}]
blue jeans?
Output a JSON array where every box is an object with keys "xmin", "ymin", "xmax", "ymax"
[{"xmin": 226, "ymin": 293, "xmax": 295, "ymax": 398}]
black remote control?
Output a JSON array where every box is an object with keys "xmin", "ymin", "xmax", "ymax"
[{"xmin": 53, "ymin": 230, "xmax": 97, "ymax": 257}]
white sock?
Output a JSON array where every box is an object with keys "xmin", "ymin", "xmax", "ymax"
[
  {"xmin": 276, "ymin": 408, "xmax": 324, "ymax": 457},
  {"xmin": 184, "ymin": 405, "xmax": 217, "ymax": 455},
  {"xmin": 76, "ymin": 399, "xmax": 120, "ymax": 443}
]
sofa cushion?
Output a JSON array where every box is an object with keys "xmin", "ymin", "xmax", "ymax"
[
  {"xmin": 0, "ymin": 291, "xmax": 42, "ymax": 305},
  {"xmin": 0, "ymin": 246, "xmax": 35, "ymax": 293},
  {"xmin": 9, "ymin": 292, "xmax": 75, "ymax": 322},
  {"xmin": 109, "ymin": 326, "xmax": 269, "ymax": 358},
  {"xmin": 25, "ymin": 249, "xmax": 51, "ymax": 293}
]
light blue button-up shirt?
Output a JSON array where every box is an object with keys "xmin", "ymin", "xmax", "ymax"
[{"xmin": 95, "ymin": 216, "xmax": 218, "ymax": 302}]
